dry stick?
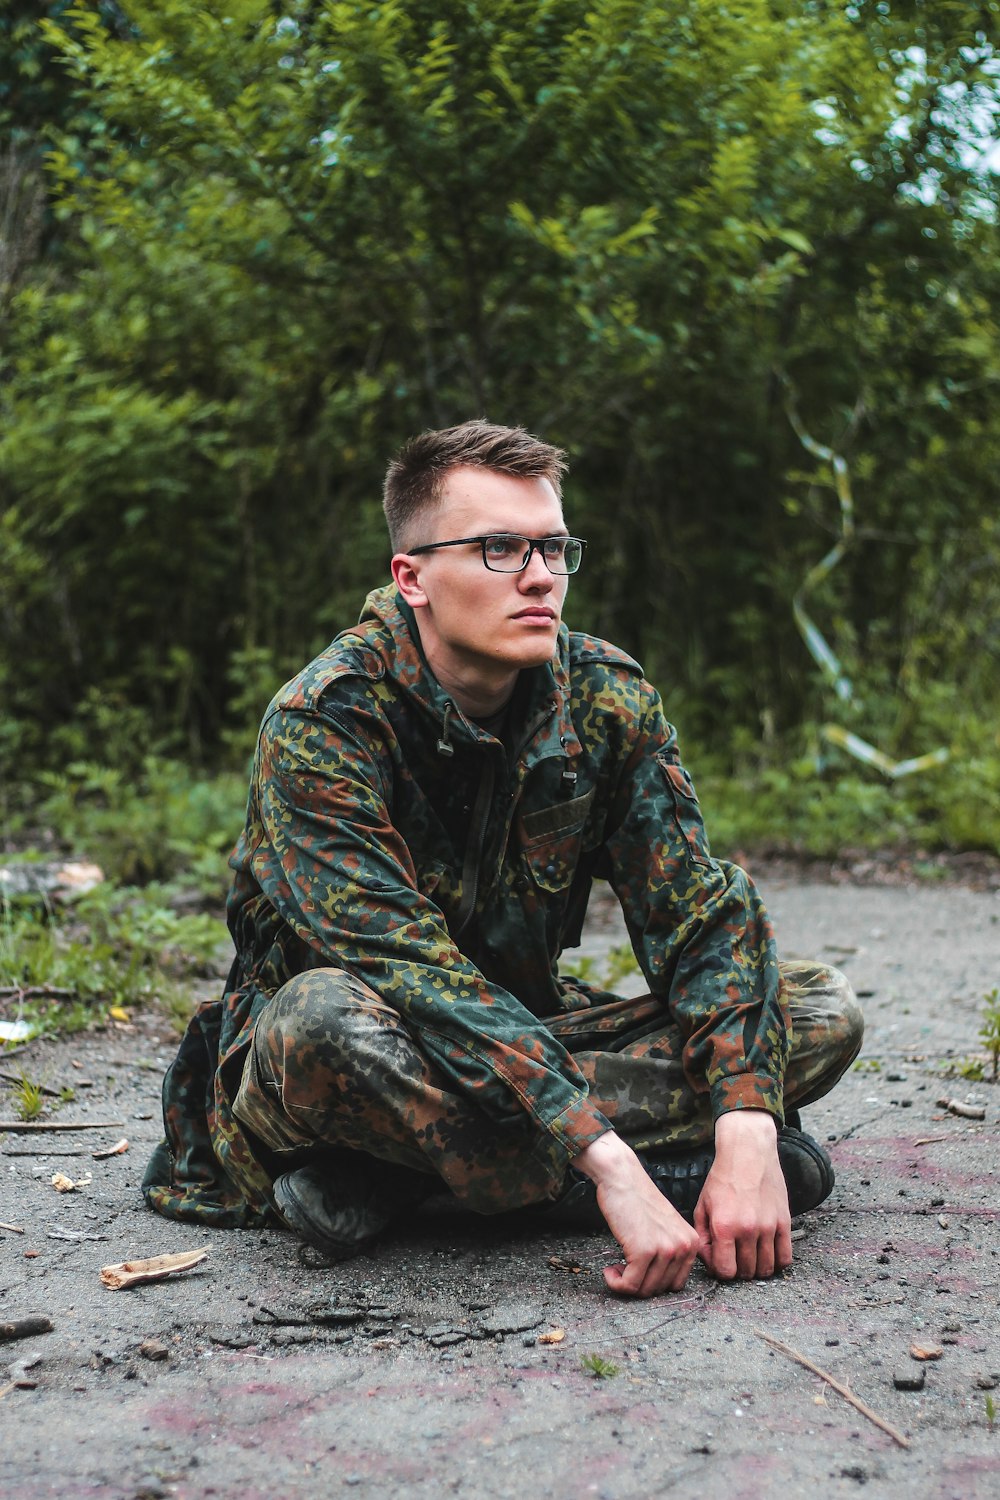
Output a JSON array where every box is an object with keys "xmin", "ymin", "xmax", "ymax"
[
  {"xmin": 0, "ymin": 1221, "xmax": 25, "ymax": 1234},
  {"xmin": 0, "ymin": 985, "xmax": 75, "ymax": 999},
  {"xmin": 2, "ymin": 1148, "xmax": 88, "ymax": 1157},
  {"xmin": 0, "ymin": 1120, "xmax": 124, "ymax": 1132},
  {"xmin": 755, "ymin": 1330, "xmax": 910, "ymax": 1449},
  {"xmin": 936, "ymin": 1097, "xmax": 986, "ymax": 1121},
  {"xmin": 0, "ymin": 1316, "xmax": 52, "ymax": 1342}
]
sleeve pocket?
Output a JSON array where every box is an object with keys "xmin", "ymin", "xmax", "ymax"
[{"xmin": 656, "ymin": 752, "xmax": 712, "ymax": 867}]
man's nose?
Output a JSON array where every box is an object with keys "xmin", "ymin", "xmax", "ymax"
[{"xmin": 519, "ymin": 547, "xmax": 554, "ymax": 588}]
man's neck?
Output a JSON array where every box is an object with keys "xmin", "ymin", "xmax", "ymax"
[
  {"xmin": 429, "ymin": 657, "xmax": 518, "ymax": 719},
  {"xmin": 411, "ymin": 623, "xmax": 518, "ymax": 718}
]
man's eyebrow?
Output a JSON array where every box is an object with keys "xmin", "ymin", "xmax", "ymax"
[{"xmin": 491, "ymin": 528, "xmax": 570, "ymax": 538}]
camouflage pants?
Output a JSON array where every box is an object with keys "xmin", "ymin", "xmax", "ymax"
[{"xmin": 232, "ymin": 963, "xmax": 862, "ymax": 1216}]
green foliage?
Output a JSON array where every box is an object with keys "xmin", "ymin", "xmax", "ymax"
[
  {"xmin": 13, "ymin": 740, "xmax": 246, "ymax": 893},
  {"xmin": 937, "ymin": 988, "xmax": 1000, "ymax": 1083},
  {"xmin": 562, "ymin": 941, "xmax": 640, "ymax": 989},
  {"xmin": 0, "ymin": 0, "xmax": 998, "ymax": 854},
  {"xmin": 10, "ymin": 1072, "xmax": 45, "ymax": 1122},
  {"xmin": 987, "ymin": 1392, "xmax": 997, "ymax": 1430},
  {"xmin": 979, "ymin": 988, "xmax": 1000, "ymax": 1082},
  {"xmin": 693, "ymin": 714, "xmax": 1000, "ymax": 860},
  {"xmin": 0, "ymin": 879, "xmax": 229, "ymax": 1039},
  {"xmin": 580, "ymin": 1353, "xmax": 620, "ymax": 1379}
]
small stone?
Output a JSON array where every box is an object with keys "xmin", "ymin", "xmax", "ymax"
[
  {"xmin": 138, "ymin": 1338, "xmax": 169, "ymax": 1362},
  {"xmin": 893, "ymin": 1367, "xmax": 926, "ymax": 1391},
  {"xmin": 974, "ymin": 1374, "xmax": 999, "ymax": 1390}
]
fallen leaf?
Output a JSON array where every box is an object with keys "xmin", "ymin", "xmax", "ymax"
[
  {"xmin": 51, "ymin": 1172, "xmax": 92, "ymax": 1193},
  {"xmin": 538, "ymin": 1328, "xmax": 566, "ymax": 1345},
  {"xmin": 91, "ymin": 1138, "xmax": 129, "ymax": 1160},
  {"xmin": 108, "ymin": 1007, "xmax": 130, "ymax": 1023},
  {"xmin": 547, "ymin": 1256, "xmax": 584, "ymax": 1275},
  {"xmin": 100, "ymin": 1248, "xmax": 209, "ymax": 1290},
  {"xmin": 910, "ymin": 1343, "xmax": 944, "ymax": 1361}
]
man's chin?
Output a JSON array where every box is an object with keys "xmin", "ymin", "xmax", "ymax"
[{"xmin": 508, "ymin": 641, "xmax": 558, "ymax": 669}]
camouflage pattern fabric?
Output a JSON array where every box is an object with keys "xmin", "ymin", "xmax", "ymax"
[
  {"xmin": 227, "ymin": 961, "xmax": 861, "ymax": 1216},
  {"xmin": 144, "ymin": 584, "xmax": 856, "ymax": 1227}
]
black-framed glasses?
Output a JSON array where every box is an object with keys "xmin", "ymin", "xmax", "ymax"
[{"xmin": 407, "ymin": 533, "xmax": 586, "ymax": 574}]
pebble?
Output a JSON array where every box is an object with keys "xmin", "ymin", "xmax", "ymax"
[
  {"xmin": 138, "ymin": 1339, "xmax": 169, "ymax": 1362},
  {"xmin": 893, "ymin": 1367, "xmax": 926, "ymax": 1391},
  {"xmin": 974, "ymin": 1374, "xmax": 999, "ymax": 1390}
]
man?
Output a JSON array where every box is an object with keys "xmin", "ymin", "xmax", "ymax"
[{"xmin": 145, "ymin": 420, "xmax": 863, "ymax": 1298}]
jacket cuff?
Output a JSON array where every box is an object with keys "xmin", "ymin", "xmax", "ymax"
[
  {"xmin": 530, "ymin": 1095, "xmax": 612, "ymax": 1181},
  {"xmin": 710, "ymin": 1072, "xmax": 785, "ymax": 1121}
]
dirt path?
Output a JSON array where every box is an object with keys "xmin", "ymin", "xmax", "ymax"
[{"xmin": 1, "ymin": 871, "xmax": 998, "ymax": 1499}]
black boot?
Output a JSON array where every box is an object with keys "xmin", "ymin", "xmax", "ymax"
[
  {"xmin": 546, "ymin": 1125, "xmax": 834, "ymax": 1231},
  {"xmin": 272, "ymin": 1156, "xmax": 431, "ymax": 1260}
]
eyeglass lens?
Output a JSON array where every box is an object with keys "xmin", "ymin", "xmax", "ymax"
[{"xmin": 483, "ymin": 535, "xmax": 583, "ymax": 573}]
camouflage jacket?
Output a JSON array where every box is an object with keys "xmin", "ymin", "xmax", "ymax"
[{"xmin": 144, "ymin": 585, "xmax": 789, "ymax": 1226}]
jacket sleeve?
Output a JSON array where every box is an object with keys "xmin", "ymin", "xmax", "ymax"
[
  {"xmin": 244, "ymin": 703, "xmax": 611, "ymax": 1178},
  {"xmin": 601, "ymin": 678, "xmax": 791, "ymax": 1122}
]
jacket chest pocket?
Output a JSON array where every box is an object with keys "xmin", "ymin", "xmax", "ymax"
[{"xmin": 518, "ymin": 788, "xmax": 595, "ymax": 894}]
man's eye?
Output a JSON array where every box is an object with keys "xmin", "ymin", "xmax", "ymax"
[
  {"xmin": 542, "ymin": 539, "xmax": 566, "ymax": 559},
  {"xmin": 485, "ymin": 536, "xmax": 520, "ymax": 557}
]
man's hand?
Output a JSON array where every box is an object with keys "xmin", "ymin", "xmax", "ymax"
[
  {"xmin": 694, "ymin": 1110, "xmax": 792, "ymax": 1281},
  {"xmin": 574, "ymin": 1133, "xmax": 700, "ymax": 1297}
]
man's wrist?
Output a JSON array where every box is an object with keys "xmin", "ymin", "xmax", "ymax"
[
  {"xmin": 573, "ymin": 1130, "xmax": 634, "ymax": 1185},
  {"xmin": 714, "ymin": 1108, "xmax": 778, "ymax": 1142}
]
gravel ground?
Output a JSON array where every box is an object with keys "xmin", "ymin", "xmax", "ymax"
[{"xmin": 1, "ymin": 867, "xmax": 998, "ymax": 1500}]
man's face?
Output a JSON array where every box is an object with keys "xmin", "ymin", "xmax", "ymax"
[{"xmin": 397, "ymin": 466, "xmax": 570, "ymax": 693}]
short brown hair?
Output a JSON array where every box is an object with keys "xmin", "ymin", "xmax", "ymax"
[{"xmin": 383, "ymin": 419, "xmax": 567, "ymax": 551}]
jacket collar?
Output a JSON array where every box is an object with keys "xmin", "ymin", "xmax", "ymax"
[{"xmin": 356, "ymin": 584, "xmax": 582, "ymax": 765}]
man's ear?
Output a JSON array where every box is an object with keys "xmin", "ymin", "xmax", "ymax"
[{"xmin": 391, "ymin": 553, "xmax": 428, "ymax": 608}]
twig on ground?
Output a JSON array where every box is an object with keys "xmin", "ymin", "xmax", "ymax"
[
  {"xmin": 913, "ymin": 1135, "xmax": 950, "ymax": 1146},
  {"xmin": 936, "ymin": 1097, "xmax": 986, "ymax": 1121},
  {"xmin": 0, "ymin": 1221, "xmax": 25, "ymax": 1234},
  {"xmin": 0, "ymin": 1120, "xmax": 124, "ymax": 1132},
  {"xmin": 0, "ymin": 1316, "xmax": 52, "ymax": 1342},
  {"xmin": 2, "ymin": 1148, "xmax": 89, "ymax": 1157},
  {"xmin": 0, "ymin": 985, "xmax": 76, "ymax": 1001},
  {"xmin": 756, "ymin": 1330, "xmax": 910, "ymax": 1448}
]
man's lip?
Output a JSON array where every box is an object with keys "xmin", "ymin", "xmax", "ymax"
[{"xmin": 512, "ymin": 607, "xmax": 557, "ymax": 620}]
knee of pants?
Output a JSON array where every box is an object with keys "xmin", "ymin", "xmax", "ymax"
[
  {"xmin": 808, "ymin": 967, "xmax": 865, "ymax": 1067},
  {"xmin": 256, "ymin": 966, "xmax": 395, "ymax": 1058},
  {"xmin": 833, "ymin": 989, "xmax": 865, "ymax": 1066},
  {"xmin": 785, "ymin": 963, "xmax": 864, "ymax": 1068}
]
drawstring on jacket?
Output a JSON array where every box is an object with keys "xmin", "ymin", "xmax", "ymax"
[{"xmin": 437, "ymin": 701, "xmax": 455, "ymax": 757}]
